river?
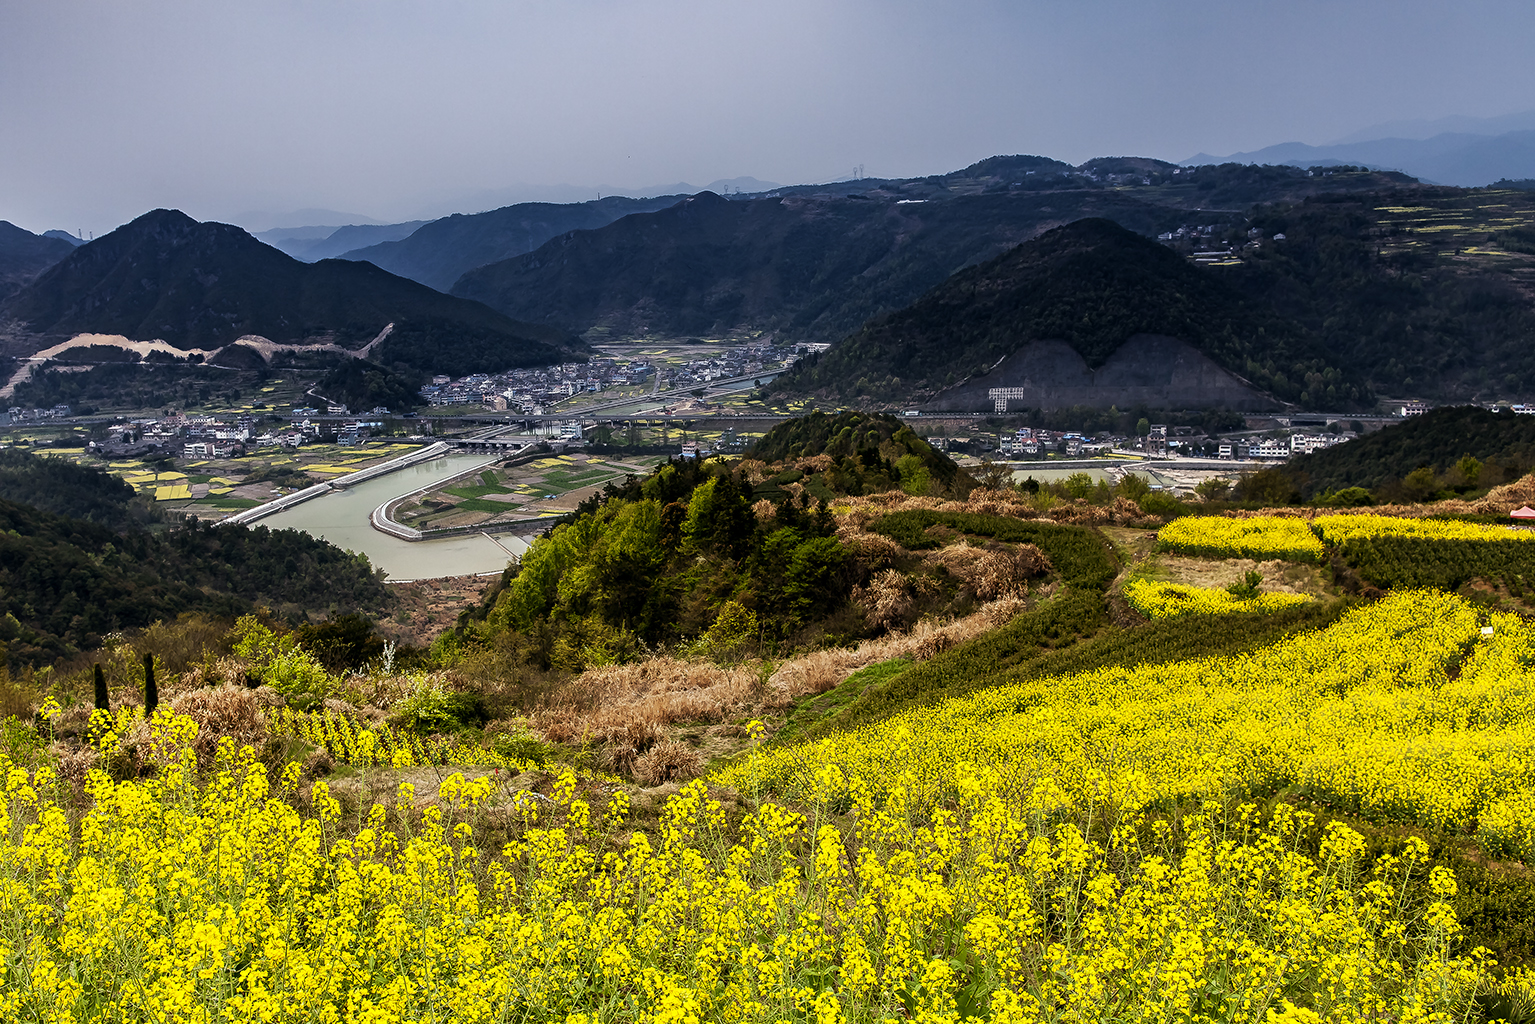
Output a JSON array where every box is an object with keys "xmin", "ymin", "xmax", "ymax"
[{"xmin": 259, "ymin": 453, "xmax": 530, "ymax": 581}]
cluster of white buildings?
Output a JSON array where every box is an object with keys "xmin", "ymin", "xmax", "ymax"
[
  {"xmin": 1217, "ymin": 432, "xmax": 1351, "ymax": 460},
  {"xmin": 87, "ymin": 411, "xmax": 386, "ymax": 461},
  {"xmin": 420, "ymin": 359, "xmax": 654, "ymax": 411},
  {"xmin": 419, "ymin": 343, "xmax": 796, "ymax": 412},
  {"xmin": 995, "ymin": 426, "xmax": 1114, "ymax": 457},
  {"xmin": 6, "ymin": 404, "xmax": 72, "ymax": 422}
]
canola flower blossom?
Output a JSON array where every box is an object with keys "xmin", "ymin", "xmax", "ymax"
[
  {"xmin": 2, "ymin": 591, "xmax": 1532, "ymax": 1022},
  {"xmin": 1122, "ymin": 577, "xmax": 1313, "ymax": 617},
  {"xmin": 0, "ymin": 718, "xmax": 1509, "ymax": 1022},
  {"xmin": 1313, "ymin": 513, "xmax": 1535, "ymax": 545},
  {"xmin": 265, "ymin": 707, "xmax": 554, "ymax": 774},
  {"xmin": 721, "ymin": 591, "xmax": 1535, "ymax": 863},
  {"xmin": 1155, "ymin": 515, "xmax": 1325, "ymax": 563}
]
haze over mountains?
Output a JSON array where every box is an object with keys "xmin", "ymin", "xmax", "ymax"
[
  {"xmin": 1188, "ymin": 110, "xmax": 1535, "ymax": 186},
  {"xmin": 5, "ymin": 130, "xmax": 1535, "ymax": 415}
]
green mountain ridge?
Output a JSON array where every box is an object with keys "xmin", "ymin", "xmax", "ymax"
[
  {"xmin": 0, "ymin": 209, "xmax": 586, "ymax": 377},
  {"xmin": 341, "ymin": 195, "xmax": 689, "ymax": 291},
  {"xmin": 778, "ymin": 218, "xmax": 1349, "ymax": 409},
  {"xmin": 450, "ymin": 189, "xmax": 1196, "ymax": 343}
]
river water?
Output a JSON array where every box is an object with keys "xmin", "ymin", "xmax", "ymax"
[{"xmin": 259, "ymin": 453, "xmax": 530, "ymax": 581}]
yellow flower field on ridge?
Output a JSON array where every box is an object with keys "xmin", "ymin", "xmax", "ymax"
[
  {"xmin": 1313, "ymin": 513, "xmax": 1535, "ymax": 545},
  {"xmin": 0, "ymin": 709, "xmax": 1510, "ymax": 1023},
  {"xmin": 1155, "ymin": 515, "xmax": 1324, "ymax": 562},
  {"xmin": 5, "ymin": 591, "xmax": 1535, "ymax": 1021},
  {"xmin": 1123, "ymin": 578, "xmax": 1312, "ymax": 617},
  {"xmin": 720, "ymin": 591, "xmax": 1535, "ymax": 862}
]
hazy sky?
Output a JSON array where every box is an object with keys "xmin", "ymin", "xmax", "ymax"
[{"xmin": 4, "ymin": 0, "xmax": 1535, "ymax": 234}]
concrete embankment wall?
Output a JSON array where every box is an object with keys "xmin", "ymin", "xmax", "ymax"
[
  {"xmin": 226, "ymin": 441, "xmax": 452, "ymax": 526},
  {"xmin": 370, "ymin": 445, "xmax": 568, "ymax": 548}
]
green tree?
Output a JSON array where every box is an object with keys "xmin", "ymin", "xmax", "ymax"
[
  {"xmin": 1062, "ymin": 472, "xmax": 1095, "ymax": 500},
  {"xmin": 1194, "ymin": 478, "xmax": 1231, "ymax": 502},
  {"xmin": 1118, "ymin": 473, "xmax": 1152, "ymax": 501}
]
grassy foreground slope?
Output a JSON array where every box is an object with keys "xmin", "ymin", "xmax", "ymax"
[{"xmin": 5, "ymin": 426, "xmax": 1535, "ymax": 1020}]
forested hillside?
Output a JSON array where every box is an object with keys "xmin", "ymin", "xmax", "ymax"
[
  {"xmin": 0, "ymin": 209, "xmax": 586, "ymax": 377},
  {"xmin": 341, "ymin": 195, "xmax": 686, "ymax": 291},
  {"xmin": 0, "ymin": 448, "xmax": 147, "ymax": 523},
  {"xmin": 0, "ymin": 451, "xmax": 388, "ymax": 666},
  {"xmin": 1227, "ymin": 186, "xmax": 1535, "ymax": 399},
  {"xmin": 456, "ymin": 412, "xmax": 977, "ymax": 664},
  {"xmin": 776, "ymin": 218, "xmax": 1348, "ymax": 408},
  {"xmin": 451, "ymin": 190, "xmax": 1194, "ymax": 342},
  {"xmin": 1282, "ymin": 404, "xmax": 1535, "ymax": 498}
]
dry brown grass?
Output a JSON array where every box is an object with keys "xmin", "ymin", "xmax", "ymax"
[
  {"xmin": 533, "ymin": 593, "xmax": 1028, "ymax": 747},
  {"xmin": 534, "ymin": 657, "xmax": 761, "ymax": 745},
  {"xmin": 853, "ymin": 569, "xmax": 915, "ymax": 631},
  {"xmin": 172, "ymin": 686, "xmax": 267, "ymax": 764},
  {"xmin": 761, "ymin": 597, "xmax": 1025, "ymax": 706},
  {"xmin": 836, "ymin": 488, "xmax": 1148, "ymax": 526},
  {"xmin": 921, "ymin": 543, "xmax": 1051, "ymax": 600},
  {"xmin": 633, "ymin": 739, "xmax": 703, "ymax": 786}
]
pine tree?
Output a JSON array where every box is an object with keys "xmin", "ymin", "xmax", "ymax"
[{"xmin": 143, "ymin": 652, "xmax": 158, "ymax": 718}]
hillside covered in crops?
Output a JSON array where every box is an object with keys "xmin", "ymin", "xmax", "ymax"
[{"xmin": 6, "ymin": 412, "xmax": 1535, "ymax": 1021}]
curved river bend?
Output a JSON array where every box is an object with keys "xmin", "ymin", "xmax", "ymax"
[{"xmin": 259, "ymin": 453, "xmax": 529, "ymax": 580}]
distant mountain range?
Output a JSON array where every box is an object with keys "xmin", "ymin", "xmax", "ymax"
[
  {"xmin": 445, "ymin": 160, "xmax": 1410, "ymax": 348},
  {"xmin": 1329, "ymin": 110, "xmax": 1535, "ymax": 145},
  {"xmin": 0, "ymin": 209, "xmax": 583, "ymax": 377},
  {"xmin": 338, "ymin": 195, "xmax": 691, "ymax": 292},
  {"xmin": 254, "ymin": 221, "xmax": 429, "ymax": 262},
  {"xmin": 1187, "ymin": 123, "xmax": 1535, "ymax": 187},
  {"xmin": 10, "ymin": 146, "xmax": 1535, "ymax": 413},
  {"xmin": 449, "ymin": 188, "xmax": 1185, "ymax": 344},
  {"xmin": 776, "ymin": 183, "xmax": 1535, "ymax": 411}
]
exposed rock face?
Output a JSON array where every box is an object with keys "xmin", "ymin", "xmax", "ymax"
[{"xmin": 931, "ymin": 334, "xmax": 1276, "ymax": 412}]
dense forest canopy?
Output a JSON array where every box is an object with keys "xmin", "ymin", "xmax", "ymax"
[
  {"xmin": 1225, "ymin": 188, "xmax": 1535, "ymax": 400},
  {"xmin": 1279, "ymin": 405, "xmax": 1535, "ymax": 499},
  {"xmin": 455, "ymin": 412, "xmax": 982, "ymax": 668},
  {"xmin": 0, "ymin": 450, "xmax": 389, "ymax": 666}
]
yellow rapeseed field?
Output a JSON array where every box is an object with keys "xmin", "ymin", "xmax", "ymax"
[
  {"xmin": 3, "ymin": 590, "xmax": 1532, "ymax": 1021},
  {"xmin": 1122, "ymin": 578, "xmax": 1312, "ymax": 617},
  {"xmin": 1312, "ymin": 513, "xmax": 1535, "ymax": 545},
  {"xmin": 1155, "ymin": 516, "xmax": 1324, "ymax": 562}
]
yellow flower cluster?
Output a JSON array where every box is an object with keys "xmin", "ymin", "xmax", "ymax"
[
  {"xmin": 7, "ymin": 740, "xmax": 1510, "ymax": 1021},
  {"xmin": 1313, "ymin": 513, "xmax": 1535, "ymax": 545},
  {"xmin": 1156, "ymin": 515, "xmax": 1325, "ymax": 562},
  {"xmin": 1123, "ymin": 578, "xmax": 1313, "ymax": 617},
  {"xmin": 4, "ymin": 592, "xmax": 1531, "ymax": 1021},
  {"xmin": 265, "ymin": 708, "xmax": 541, "ymax": 772},
  {"xmin": 5, "ymin": 740, "xmax": 1509, "ymax": 1022},
  {"xmin": 724, "ymin": 591, "xmax": 1535, "ymax": 863}
]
